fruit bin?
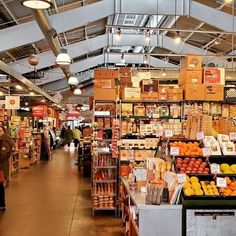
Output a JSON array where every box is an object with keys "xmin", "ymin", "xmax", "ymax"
[
  {"xmin": 208, "ymin": 156, "xmax": 236, "ymax": 175},
  {"xmin": 174, "ymin": 156, "xmax": 210, "ymax": 175},
  {"xmin": 169, "ymin": 140, "xmax": 203, "ymax": 156}
]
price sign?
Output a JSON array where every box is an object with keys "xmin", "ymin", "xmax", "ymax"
[
  {"xmin": 230, "ymin": 132, "xmax": 236, "ymax": 141},
  {"xmin": 210, "ymin": 163, "xmax": 221, "ymax": 174},
  {"xmin": 170, "ymin": 147, "xmax": 180, "ymax": 156},
  {"xmin": 141, "ymin": 186, "xmax": 147, "ymax": 193},
  {"xmin": 196, "ymin": 131, "xmax": 205, "ymax": 141},
  {"xmin": 153, "ymin": 114, "xmax": 160, "ymax": 119},
  {"xmin": 94, "ymin": 111, "xmax": 110, "ymax": 116},
  {"xmin": 177, "ymin": 174, "xmax": 187, "ymax": 184},
  {"xmin": 165, "ymin": 130, "xmax": 173, "ymax": 137},
  {"xmin": 202, "ymin": 148, "xmax": 212, "ymax": 157},
  {"xmin": 216, "ymin": 177, "xmax": 227, "ymax": 188}
]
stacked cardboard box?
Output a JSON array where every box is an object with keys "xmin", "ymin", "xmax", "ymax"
[
  {"xmin": 94, "ymin": 69, "xmax": 119, "ymax": 100},
  {"xmin": 179, "ymin": 55, "xmax": 204, "ymax": 100}
]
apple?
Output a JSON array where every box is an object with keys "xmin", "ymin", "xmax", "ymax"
[
  {"xmin": 205, "ymin": 168, "xmax": 210, "ymax": 172},
  {"xmin": 197, "ymin": 158, "xmax": 203, "ymax": 163},
  {"xmin": 186, "ymin": 167, "xmax": 192, "ymax": 171},
  {"xmin": 183, "ymin": 160, "xmax": 189, "ymax": 164},
  {"xmin": 197, "ymin": 170, "xmax": 203, "ymax": 174},
  {"xmin": 198, "ymin": 167, "xmax": 204, "ymax": 172},
  {"xmin": 182, "ymin": 163, "xmax": 187, "ymax": 168},
  {"xmin": 188, "ymin": 163, "xmax": 194, "ymax": 168},
  {"xmin": 191, "ymin": 170, "xmax": 196, "ymax": 174},
  {"xmin": 194, "ymin": 163, "xmax": 200, "ymax": 168},
  {"xmin": 202, "ymin": 162, "xmax": 207, "ymax": 167},
  {"xmin": 186, "ymin": 170, "xmax": 191, "ymax": 174},
  {"xmin": 192, "ymin": 168, "xmax": 197, "ymax": 172},
  {"xmin": 180, "ymin": 167, "xmax": 186, "ymax": 172},
  {"xmin": 176, "ymin": 158, "xmax": 182, "ymax": 162},
  {"xmin": 176, "ymin": 160, "xmax": 182, "ymax": 165},
  {"xmin": 177, "ymin": 164, "xmax": 182, "ymax": 169},
  {"xmin": 195, "ymin": 161, "xmax": 201, "ymax": 165},
  {"xmin": 203, "ymin": 171, "xmax": 208, "ymax": 174},
  {"xmin": 189, "ymin": 161, "xmax": 195, "ymax": 165},
  {"xmin": 191, "ymin": 158, "xmax": 196, "ymax": 162},
  {"xmin": 185, "ymin": 157, "xmax": 190, "ymax": 162}
]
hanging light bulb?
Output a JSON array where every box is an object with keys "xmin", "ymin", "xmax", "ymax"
[
  {"xmin": 16, "ymin": 85, "xmax": 23, "ymax": 90},
  {"xmin": 115, "ymin": 28, "xmax": 121, "ymax": 41},
  {"xmin": 56, "ymin": 49, "xmax": 71, "ymax": 66},
  {"xmin": 25, "ymin": 102, "xmax": 29, "ymax": 106},
  {"xmin": 214, "ymin": 38, "xmax": 220, "ymax": 45},
  {"xmin": 74, "ymin": 88, "xmax": 82, "ymax": 95},
  {"xmin": 145, "ymin": 30, "xmax": 151, "ymax": 42},
  {"xmin": 175, "ymin": 31, "xmax": 181, "ymax": 44},
  {"xmin": 21, "ymin": 0, "xmax": 53, "ymax": 9},
  {"xmin": 143, "ymin": 55, "xmax": 148, "ymax": 64},
  {"xmin": 162, "ymin": 69, "xmax": 166, "ymax": 77},
  {"xmin": 121, "ymin": 54, "xmax": 125, "ymax": 63},
  {"xmin": 225, "ymin": 0, "xmax": 232, "ymax": 3},
  {"xmin": 68, "ymin": 76, "xmax": 79, "ymax": 86}
]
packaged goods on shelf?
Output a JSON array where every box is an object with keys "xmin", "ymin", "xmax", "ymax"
[
  {"xmin": 140, "ymin": 79, "xmax": 158, "ymax": 93},
  {"xmin": 94, "ymin": 88, "xmax": 117, "ymax": 100},
  {"xmin": 112, "ymin": 119, "xmax": 119, "ymax": 158},
  {"xmin": 203, "ymin": 136, "xmax": 222, "ymax": 155},
  {"xmin": 141, "ymin": 92, "xmax": 159, "ymax": 100},
  {"xmin": 159, "ymin": 85, "xmax": 169, "ymax": 101},
  {"xmin": 181, "ymin": 84, "xmax": 205, "ymax": 100},
  {"xmin": 203, "ymin": 68, "xmax": 223, "ymax": 84},
  {"xmin": 122, "ymin": 87, "xmax": 141, "ymax": 100},
  {"xmin": 134, "ymin": 103, "xmax": 145, "ymax": 116},
  {"xmin": 120, "ymin": 150, "xmax": 135, "ymax": 161},
  {"xmin": 204, "ymin": 84, "xmax": 224, "ymax": 101},
  {"xmin": 218, "ymin": 134, "xmax": 236, "ymax": 155},
  {"xmin": 224, "ymin": 86, "xmax": 236, "ymax": 102},
  {"xmin": 121, "ymin": 103, "xmax": 133, "ymax": 116},
  {"xmin": 213, "ymin": 118, "xmax": 236, "ymax": 135},
  {"xmin": 95, "ymin": 103, "xmax": 116, "ymax": 115},
  {"xmin": 222, "ymin": 104, "xmax": 230, "ymax": 117},
  {"xmin": 230, "ymin": 104, "xmax": 236, "ymax": 118},
  {"xmin": 179, "ymin": 70, "xmax": 202, "ymax": 86},
  {"xmin": 201, "ymin": 115, "xmax": 212, "ymax": 136},
  {"xmin": 180, "ymin": 55, "xmax": 202, "ymax": 71}
]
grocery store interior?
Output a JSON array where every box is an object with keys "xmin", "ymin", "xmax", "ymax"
[{"xmin": 1, "ymin": 0, "xmax": 236, "ymax": 236}]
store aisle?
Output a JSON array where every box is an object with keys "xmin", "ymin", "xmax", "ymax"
[{"xmin": 0, "ymin": 148, "xmax": 123, "ymax": 236}]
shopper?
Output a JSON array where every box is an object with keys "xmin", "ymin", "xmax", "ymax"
[
  {"xmin": 0, "ymin": 126, "xmax": 14, "ymax": 211},
  {"xmin": 64, "ymin": 126, "xmax": 73, "ymax": 149},
  {"xmin": 73, "ymin": 126, "xmax": 82, "ymax": 149},
  {"xmin": 49, "ymin": 127, "xmax": 57, "ymax": 150},
  {"xmin": 59, "ymin": 125, "xmax": 66, "ymax": 146}
]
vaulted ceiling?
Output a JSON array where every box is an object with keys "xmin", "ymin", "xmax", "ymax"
[{"xmin": 0, "ymin": 0, "xmax": 236, "ymax": 104}]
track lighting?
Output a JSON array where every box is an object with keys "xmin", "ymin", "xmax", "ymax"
[
  {"xmin": 115, "ymin": 28, "xmax": 121, "ymax": 41},
  {"xmin": 143, "ymin": 55, "xmax": 148, "ymax": 64},
  {"xmin": 121, "ymin": 54, "xmax": 125, "ymax": 63},
  {"xmin": 21, "ymin": 0, "xmax": 53, "ymax": 9},
  {"xmin": 175, "ymin": 31, "xmax": 181, "ymax": 44},
  {"xmin": 145, "ymin": 30, "xmax": 151, "ymax": 42}
]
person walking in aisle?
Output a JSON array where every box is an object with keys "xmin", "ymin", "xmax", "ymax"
[
  {"xmin": 0, "ymin": 126, "xmax": 14, "ymax": 211},
  {"xmin": 73, "ymin": 126, "xmax": 82, "ymax": 149},
  {"xmin": 59, "ymin": 125, "xmax": 66, "ymax": 146},
  {"xmin": 64, "ymin": 125, "xmax": 73, "ymax": 149}
]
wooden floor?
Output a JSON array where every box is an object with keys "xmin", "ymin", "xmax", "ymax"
[{"xmin": 0, "ymin": 147, "xmax": 123, "ymax": 236}]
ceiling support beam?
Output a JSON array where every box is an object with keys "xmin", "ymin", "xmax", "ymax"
[{"xmin": 0, "ymin": 60, "xmax": 57, "ymax": 103}]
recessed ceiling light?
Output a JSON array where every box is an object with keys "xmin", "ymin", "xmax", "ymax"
[
  {"xmin": 29, "ymin": 91, "xmax": 35, "ymax": 96},
  {"xmin": 21, "ymin": 0, "xmax": 53, "ymax": 9}
]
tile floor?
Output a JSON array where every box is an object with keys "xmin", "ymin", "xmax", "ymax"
[{"xmin": 0, "ymin": 147, "xmax": 123, "ymax": 236}]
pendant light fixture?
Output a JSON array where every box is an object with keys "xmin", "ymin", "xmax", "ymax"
[
  {"xmin": 74, "ymin": 88, "xmax": 82, "ymax": 95},
  {"xmin": 115, "ymin": 28, "xmax": 121, "ymax": 41},
  {"xmin": 175, "ymin": 31, "xmax": 181, "ymax": 44},
  {"xmin": 21, "ymin": 0, "xmax": 53, "ymax": 9},
  {"xmin": 121, "ymin": 54, "xmax": 125, "ymax": 63},
  {"xmin": 143, "ymin": 55, "xmax": 148, "ymax": 64},
  {"xmin": 145, "ymin": 30, "xmax": 151, "ymax": 42},
  {"xmin": 56, "ymin": 49, "xmax": 71, "ymax": 66},
  {"xmin": 68, "ymin": 76, "xmax": 79, "ymax": 86}
]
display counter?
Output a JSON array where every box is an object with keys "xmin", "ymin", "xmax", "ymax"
[{"xmin": 121, "ymin": 178, "xmax": 182, "ymax": 236}]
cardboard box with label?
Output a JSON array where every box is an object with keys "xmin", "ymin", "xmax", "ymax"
[
  {"xmin": 94, "ymin": 79, "xmax": 115, "ymax": 89},
  {"xmin": 168, "ymin": 88, "xmax": 183, "ymax": 101},
  {"xmin": 204, "ymin": 84, "xmax": 224, "ymax": 101},
  {"xmin": 122, "ymin": 87, "xmax": 141, "ymax": 100},
  {"xmin": 141, "ymin": 92, "xmax": 159, "ymax": 100},
  {"xmin": 120, "ymin": 67, "xmax": 132, "ymax": 77},
  {"xmin": 181, "ymin": 84, "xmax": 205, "ymax": 100},
  {"xmin": 179, "ymin": 70, "xmax": 202, "ymax": 85},
  {"xmin": 203, "ymin": 68, "xmax": 224, "ymax": 85},
  {"xmin": 140, "ymin": 79, "xmax": 159, "ymax": 93},
  {"xmin": 94, "ymin": 88, "xmax": 117, "ymax": 100},
  {"xmin": 180, "ymin": 55, "xmax": 202, "ymax": 71},
  {"xmin": 94, "ymin": 69, "xmax": 119, "ymax": 79}
]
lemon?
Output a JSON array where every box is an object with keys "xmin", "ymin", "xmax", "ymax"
[
  {"xmin": 183, "ymin": 182, "xmax": 192, "ymax": 189},
  {"xmin": 190, "ymin": 176, "xmax": 199, "ymax": 183},
  {"xmin": 195, "ymin": 189, "xmax": 203, "ymax": 196},
  {"xmin": 184, "ymin": 188, "xmax": 195, "ymax": 196}
]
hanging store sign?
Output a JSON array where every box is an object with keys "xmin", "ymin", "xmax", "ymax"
[
  {"xmin": 32, "ymin": 106, "xmax": 47, "ymax": 117},
  {"xmin": 5, "ymin": 96, "xmax": 20, "ymax": 109},
  {"xmin": 66, "ymin": 110, "xmax": 80, "ymax": 119}
]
